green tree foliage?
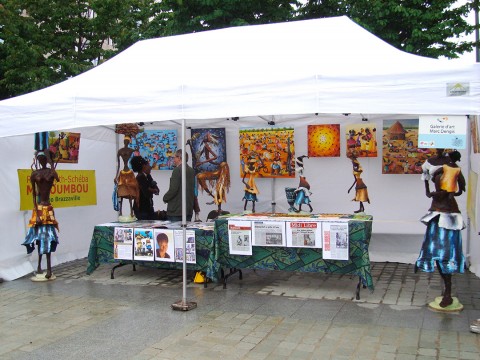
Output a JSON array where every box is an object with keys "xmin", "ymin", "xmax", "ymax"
[{"xmin": 297, "ymin": 0, "xmax": 476, "ymax": 59}]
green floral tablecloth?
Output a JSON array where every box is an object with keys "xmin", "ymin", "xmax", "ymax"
[
  {"xmin": 214, "ymin": 216, "xmax": 374, "ymax": 290},
  {"xmin": 86, "ymin": 224, "xmax": 220, "ymax": 282}
]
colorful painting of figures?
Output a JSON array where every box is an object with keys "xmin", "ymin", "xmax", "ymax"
[
  {"xmin": 345, "ymin": 124, "xmax": 377, "ymax": 158},
  {"xmin": 308, "ymin": 124, "xmax": 340, "ymax": 157},
  {"xmin": 239, "ymin": 127, "xmax": 295, "ymax": 178},
  {"xmin": 48, "ymin": 131, "xmax": 81, "ymax": 163},
  {"xmin": 189, "ymin": 128, "xmax": 227, "ymax": 175},
  {"xmin": 130, "ymin": 130, "xmax": 177, "ymax": 170},
  {"xmin": 382, "ymin": 119, "xmax": 430, "ymax": 174}
]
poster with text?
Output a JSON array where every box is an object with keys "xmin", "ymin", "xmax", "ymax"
[
  {"xmin": 174, "ymin": 229, "xmax": 196, "ymax": 264},
  {"xmin": 133, "ymin": 228, "xmax": 155, "ymax": 261},
  {"xmin": 345, "ymin": 123, "xmax": 377, "ymax": 157},
  {"xmin": 382, "ymin": 119, "xmax": 430, "ymax": 175},
  {"xmin": 252, "ymin": 221, "xmax": 286, "ymax": 247},
  {"xmin": 308, "ymin": 124, "xmax": 341, "ymax": 157},
  {"xmin": 418, "ymin": 115, "xmax": 467, "ymax": 149},
  {"xmin": 286, "ymin": 221, "xmax": 322, "ymax": 248},
  {"xmin": 153, "ymin": 229, "xmax": 175, "ymax": 262},
  {"xmin": 114, "ymin": 227, "xmax": 133, "ymax": 260},
  {"xmin": 130, "ymin": 130, "xmax": 177, "ymax": 170},
  {"xmin": 48, "ymin": 131, "xmax": 81, "ymax": 164},
  {"xmin": 228, "ymin": 220, "xmax": 253, "ymax": 255},
  {"xmin": 239, "ymin": 127, "xmax": 295, "ymax": 178},
  {"xmin": 322, "ymin": 221, "xmax": 349, "ymax": 260}
]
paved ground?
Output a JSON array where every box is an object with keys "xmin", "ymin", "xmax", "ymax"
[{"xmin": 0, "ymin": 259, "xmax": 479, "ymax": 360}]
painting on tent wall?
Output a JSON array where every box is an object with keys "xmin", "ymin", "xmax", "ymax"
[
  {"xmin": 239, "ymin": 127, "xmax": 295, "ymax": 178},
  {"xmin": 48, "ymin": 131, "xmax": 81, "ymax": 164},
  {"xmin": 471, "ymin": 116, "xmax": 479, "ymax": 154},
  {"xmin": 308, "ymin": 124, "xmax": 340, "ymax": 157},
  {"xmin": 129, "ymin": 130, "xmax": 177, "ymax": 170},
  {"xmin": 345, "ymin": 123, "xmax": 377, "ymax": 157},
  {"xmin": 382, "ymin": 119, "xmax": 429, "ymax": 175},
  {"xmin": 189, "ymin": 128, "xmax": 227, "ymax": 175}
]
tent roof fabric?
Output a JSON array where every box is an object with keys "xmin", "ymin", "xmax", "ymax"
[{"xmin": 0, "ymin": 16, "xmax": 479, "ymax": 138}]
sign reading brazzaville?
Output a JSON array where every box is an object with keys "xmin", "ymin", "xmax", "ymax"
[{"xmin": 18, "ymin": 170, "xmax": 97, "ymax": 211}]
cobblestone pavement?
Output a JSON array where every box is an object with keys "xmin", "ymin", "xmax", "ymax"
[{"xmin": 0, "ymin": 259, "xmax": 479, "ymax": 359}]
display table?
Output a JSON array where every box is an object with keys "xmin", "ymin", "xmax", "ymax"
[
  {"xmin": 86, "ymin": 222, "xmax": 219, "ymax": 283},
  {"xmin": 214, "ymin": 214, "xmax": 374, "ymax": 297}
]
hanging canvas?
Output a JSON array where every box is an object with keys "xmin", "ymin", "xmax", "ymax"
[
  {"xmin": 382, "ymin": 119, "xmax": 430, "ymax": 174},
  {"xmin": 345, "ymin": 123, "xmax": 377, "ymax": 157},
  {"xmin": 471, "ymin": 116, "xmax": 479, "ymax": 154},
  {"xmin": 189, "ymin": 128, "xmax": 227, "ymax": 174},
  {"xmin": 308, "ymin": 124, "xmax": 340, "ymax": 157},
  {"xmin": 129, "ymin": 130, "xmax": 177, "ymax": 170},
  {"xmin": 239, "ymin": 127, "xmax": 295, "ymax": 178},
  {"xmin": 48, "ymin": 131, "xmax": 81, "ymax": 163}
]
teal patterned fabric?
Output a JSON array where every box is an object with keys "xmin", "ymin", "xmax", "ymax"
[
  {"xmin": 214, "ymin": 216, "xmax": 374, "ymax": 290},
  {"xmin": 86, "ymin": 225, "xmax": 220, "ymax": 282}
]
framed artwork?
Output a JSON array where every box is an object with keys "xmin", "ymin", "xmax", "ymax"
[
  {"xmin": 308, "ymin": 124, "xmax": 340, "ymax": 157},
  {"xmin": 239, "ymin": 127, "xmax": 295, "ymax": 178},
  {"xmin": 48, "ymin": 131, "xmax": 81, "ymax": 164},
  {"xmin": 382, "ymin": 119, "xmax": 430, "ymax": 174},
  {"xmin": 130, "ymin": 130, "xmax": 177, "ymax": 170},
  {"xmin": 345, "ymin": 123, "xmax": 377, "ymax": 157}
]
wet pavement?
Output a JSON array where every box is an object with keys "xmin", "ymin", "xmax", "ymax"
[{"xmin": 0, "ymin": 259, "xmax": 479, "ymax": 359}]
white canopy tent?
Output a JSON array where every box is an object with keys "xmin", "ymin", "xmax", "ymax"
[{"xmin": 0, "ymin": 16, "xmax": 479, "ymax": 282}]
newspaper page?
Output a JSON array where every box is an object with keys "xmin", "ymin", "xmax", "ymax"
[
  {"xmin": 286, "ymin": 221, "xmax": 322, "ymax": 248},
  {"xmin": 227, "ymin": 220, "xmax": 252, "ymax": 255},
  {"xmin": 133, "ymin": 228, "xmax": 155, "ymax": 261},
  {"xmin": 113, "ymin": 227, "xmax": 133, "ymax": 260},
  {"xmin": 322, "ymin": 221, "xmax": 349, "ymax": 260},
  {"xmin": 173, "ymin": 229, "xmax": 196, "ymax": 264},
  {"xmin": 252, "ymin": 221, "xmax": 286, "ymax": 247},
  {"xmin": 153, "ymin": 229, "xmax": 175, "ymax": 262}
]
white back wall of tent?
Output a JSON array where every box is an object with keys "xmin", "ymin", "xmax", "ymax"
[{"xmin": 3, "ymin": 112, "xmax": 476, "ymax": 281}]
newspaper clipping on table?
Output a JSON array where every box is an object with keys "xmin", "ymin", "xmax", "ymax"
[
  {"xmin": 227, "ymin": 220, "xmax": 253, "ymax": 255},
  {"xmin": 322, "ymin": 221, "xmax": 349, "ymax": 260},
  {"xmin": 252, "ymin": 221, "xmax": 286, "ymax": 247},
  {"xmin": 114, "ymin": 227, "xmax": 133, "ymax": 260},
  {"xmin": 173, "ymin": 229, "xmax": 196, "ymax": 264},
  {"xmin": 286, "ymin": 220, "xmax": 322, "ymax": 248}
]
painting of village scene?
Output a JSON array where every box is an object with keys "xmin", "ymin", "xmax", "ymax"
[
  {"xmin": 239, "ymin": 127, "xmax": 295, "ymax": 178},
  {"xmin": 382, "ymin": 119, "xmax": 431, "ymax": 174},
  {"xmin": 48, "ymin": 131, "xmax": 81, "ymax": 163},
  {"xmin": 129, "ymin": 130, "xmax": 177, "ymax": 170},
  {"xmin": 345, "ymin": 123, "xmax": 377, "ymax": 157}
]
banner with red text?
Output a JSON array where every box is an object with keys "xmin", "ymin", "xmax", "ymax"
[{"xmin": 18, "ymin": 169, "xmax": 97, "ymax": 210}]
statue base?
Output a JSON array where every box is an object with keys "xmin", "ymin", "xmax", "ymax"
[
  {"xmin": 428, "ymin": 296, "xmax": 463, "ymax": 312},
  {"xmin": 31, "ymin": 273, "xmax": 56, "ymax": 282},
  {"xmin": 171, "ymin": 300, "xmax": 197, "ymax": 311},
  {"xmin": 118, "ymin": 215, "xmax": 137, "ymax": 223}
]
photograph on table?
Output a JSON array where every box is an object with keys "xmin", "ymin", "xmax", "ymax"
[
  {"xmin": 285, "ymin": 220, "xmax": 322, "ymax": 248},
  {"xmin": 113, "ymin": 227, "xmax": 133, "ymax": 260},
  {"xmin": 174, "ymin": 229, "xmax": 196, "ymax": 264},
  {"xmin": 227, "ymin": 220, "xmax": 253, "ymax": 255},
  {"xmin": 239, "ymin": 127, "xmax": 295, "ymax": 178},
  {"xmin": 133, "ymin": 228, "xmax": 155, "ymax": 261},
  {"xmin": 382, "ymin": 119, "xmax": 430, "ymax": 174},
  {"xmin": 153, "ymin": 229, "xmax": 175, "ymax": 262},
  {"xmin": 252, "ymin": 221, "xmax": 286, "ymax": 247},
  {"xmin": 129, "ymin": 130, "xmax": 177, "ymax": 170},
  {"xmin": 308, "ymin": 124, "xmax": 341, "ymax": 157},
  {"xmin": 48, "ymin": 131, "xmax": 81, "ymax": 163},
  {"xmin": 322, "ymin": 221, "xmax": 349, "ymax": 260},
  {"xmin": 345, "ymin": 123, "xmax": 377, "ymax": 157}
]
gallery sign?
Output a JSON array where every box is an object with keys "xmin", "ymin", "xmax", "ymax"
[
  {"xmin": 418, "ymin": 115, "xmax": 467, "ymax": 149},
  {"xmin": 17, "ymin": 169, "xmax": 97, "ymax": 210}
]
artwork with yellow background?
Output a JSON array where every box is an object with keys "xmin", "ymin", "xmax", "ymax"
[
  {"xmin": 308, "ymin": 124, "xmax": 340, "ymax": 157},
  {"xmin": 345, "ymin": 123, "xmax": 378, "ymax": 157}
]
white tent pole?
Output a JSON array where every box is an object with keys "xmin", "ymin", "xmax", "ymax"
[
  {"xmin": 271, "ymin": 178, "xmax": 276, "ymax": 213},
  {"xmin": 181, "ymin": 119, "xmax": 187, "ymax": 304}
]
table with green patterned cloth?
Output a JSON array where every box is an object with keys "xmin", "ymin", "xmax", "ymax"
[
  {"xmin": 86, "ymin": 223, "xmax": 220, "ymax": 282},
  {"xmin": 214, "ymin": 215, "xmax": 374, "ymax": 291}
]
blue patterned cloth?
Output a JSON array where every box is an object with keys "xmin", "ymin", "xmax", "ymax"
[
  {"xmin": 22, "ymin": 225, "xmax": 59, "ymax": 255},
  {"xmin": 415, "ymin": 214, "xmax": 465, "ymax": 274}
]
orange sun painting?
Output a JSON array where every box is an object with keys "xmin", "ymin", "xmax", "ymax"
[{"xmin": 308, "ymin": 124, "xmax": 340, "ymax": 157}]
